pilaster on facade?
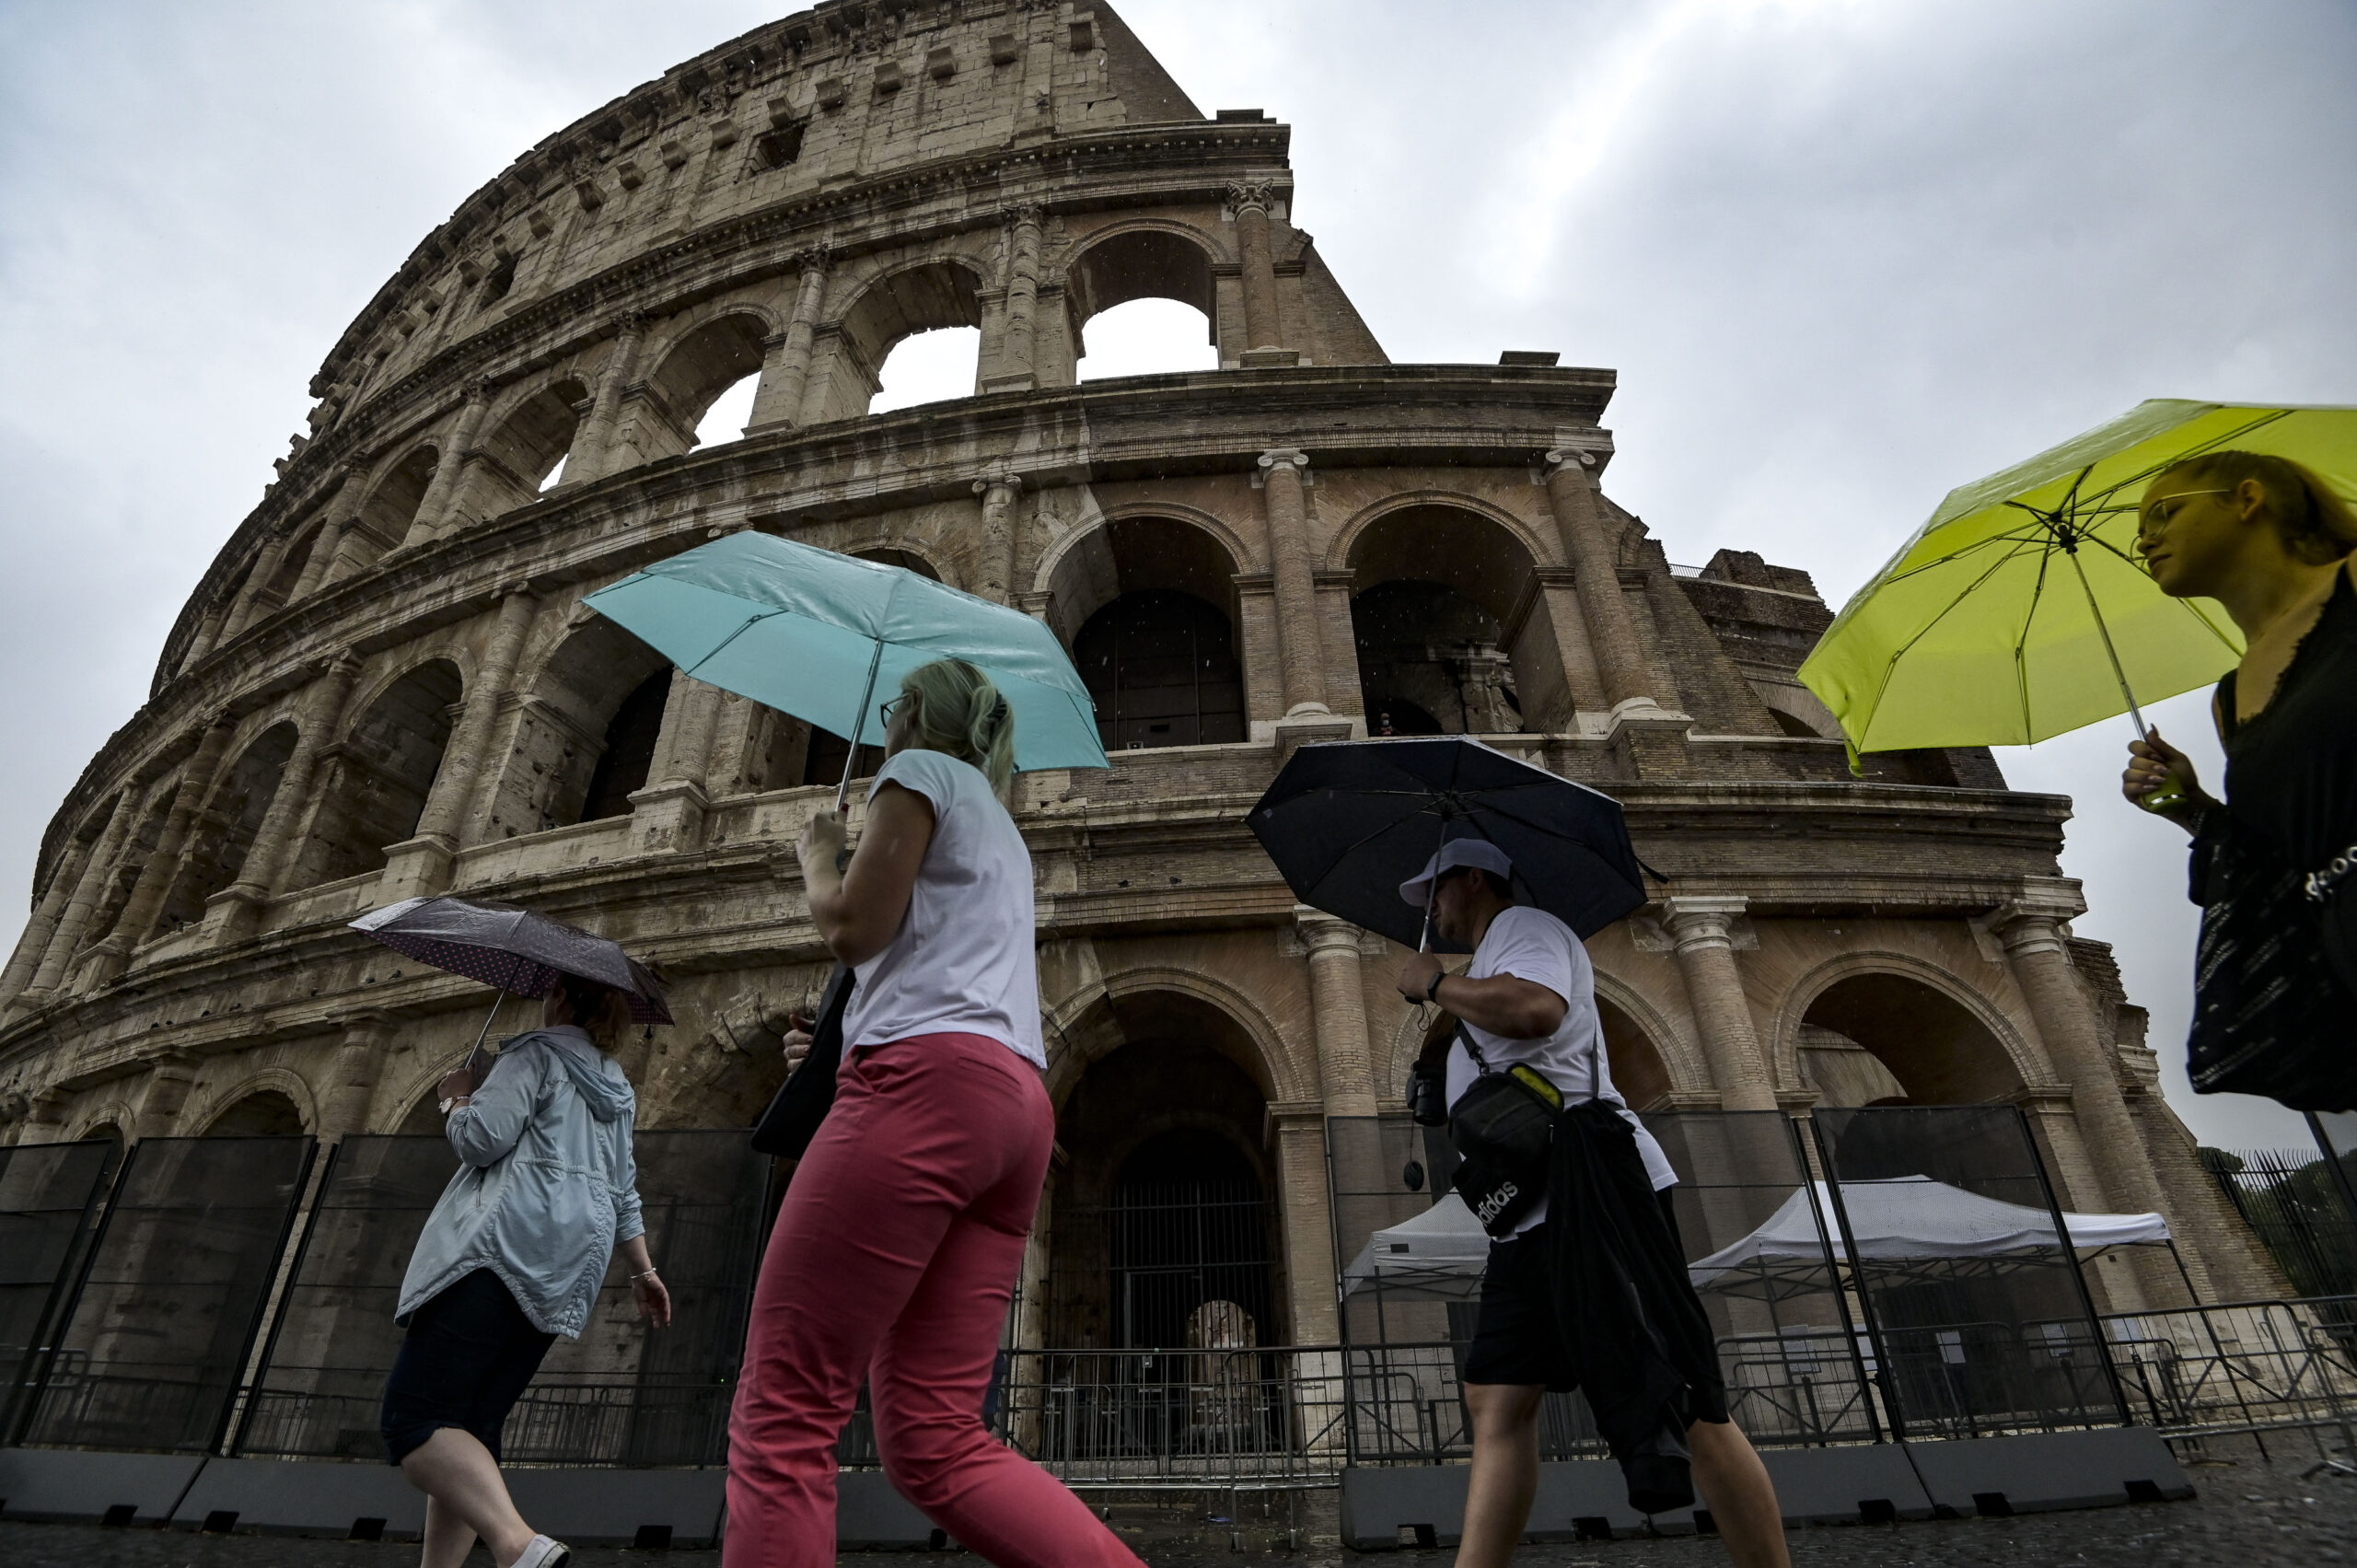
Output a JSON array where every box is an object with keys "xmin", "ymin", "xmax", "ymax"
[{"xmin": 1660, "ymin": 895, "xmax": 1777, "ymax": 1112}]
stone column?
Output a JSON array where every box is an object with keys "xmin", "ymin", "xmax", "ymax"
[
  {"xmin": 409, "ymin": 379, "xmax": 494, "ymax": 545},
  {"xmin": 0, "ymin": 832, "xmax": 100, "ymax": 1009},
  {"xmin": 220, "ymin": 531, "xmax": 299, "ymax": 642},
  {"xmin": 986, "ymin": 205, "xmax": 1044, "ymax": 393},
  {"xmin": 572, "ymin": 313, "xmax": 649, "ymax": 482},
  {"xmin": 83, "ymin": 714, "xmax": 239, "ymax": 982},
  {"xmin": 1298, "ymin": 911, "xmax": 1377, "ymax": 1115},
  {"xmin": 205, "ymin": 654, "xmax": 361, "ymax": 945},
  {"xmin": 748, "ymin": 253, "xmax": 829, "ymax": 433},
  {"xmin": 630, "ymin": 672, "xmax": 723, "ymax": 854},
  {"xmin": 318, "ymin": 1013, "xmax": 393, "ymax": 1139},
  {"xmin": 130, "ymin": 1056, "xmax": 198, "ymax": 1141},
  {"xmin": 16, "ymin": 792, "xmax": 137, "ymax": 1011},
  {"xmin": 1541, "ymin": 448, "xmax": 1655, "ymax": 713},
  {"xmin": 1270, "ymin": 1102, "xmax": 1341, "ymax": 1342},
  {"xmin": 1661, "ymin": 897, "xmax": 1778, "ymax": 1111},
  {"xmin": 1256, "ymin": 449, "xmax": 1329, "ymax": 717},
  {"xmin": 290, "ymin": 469, "xmax": 362, "ymax": 600},
  {"xmin": 380, "ymin": 591, "xmax": 536, "ymax": 901},
  {"xmin": 1994, "ymin": 893, "xmax": 2195, "ymax": 1303},
  {"xmin": 6, "ymin": 1088, "xmax": 72, "ymax": 1147},
  {"xmin": 1227, "ymin": 182, "xmax": 1283, "ymax": 354},
  {"xmin": 971, "ymin": 474, "xmax": 1025, "ymax": 606}
]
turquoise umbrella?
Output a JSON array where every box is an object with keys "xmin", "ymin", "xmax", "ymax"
[{"xmin": 585, "ymin": 532, "xmax": 1108, "ymax": 807}]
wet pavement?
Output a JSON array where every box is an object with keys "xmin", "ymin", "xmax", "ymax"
[{"xmin": 2, "ymin": 1448, "xmax": 2351, "ymax": 1566}]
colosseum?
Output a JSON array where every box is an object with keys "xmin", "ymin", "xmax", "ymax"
[{"xmin": 0, "ymin": 0, "xmax": 2280, "ymax": 1394}]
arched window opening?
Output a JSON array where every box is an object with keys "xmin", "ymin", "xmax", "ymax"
[
  {"xmin": 870, "ymin": 328, "xmax": 981, "ymax": 414},
  {"xmin": 79, "ymin": 1123, "xmax": 126, "ymax": 1155},
  {"xmin": 1352, "ymin": 582, "xmax": 1522, "ymax": 736},
  {"xmin": 1799, "ymin": 974, "xmax": 2020, "ymax": 1107},
  {"xmin": 1078, "ymin": 298, "xmax": 1216, "ymax": 381},
  {"xmin": 581, "ymin": 668, "xmax": 673, "ymax": 823},
  {"xmin": 853, "ymin": 548, "xmax": 941, "ymax": 581},
  {"xmin": 691, "ymin": 374, "xmax": 760, "ymax": 450},
  {"xmin": 830, "ymin": 261, "xmax": 984, "ymax": 420},
  {"xmin": 349, "ymin": 446, "xmax": 440, "ymax": 569},
  {"xmin": 1075, "ymin": 591, "xmax": 1245, "ymax": 751},
  {"xmin": 1045, "ymin": 992, "xmax": 1278, "ymax": 1351},
  {"xmin": 82, "ymin": 794, "xmax": 174, "ymax": 953},
  {"xmin": 487, "ymin": 621, "xmax": 668, "ymax": 837},
  {"xmin": 1348, "ymin": 507, "xmax": 1554, "ymax": 734},
  {"xmin": 626, "ymin": 314, "xmax": 771, "ymax": 468},
  {"xmin": 204, "ymin": 1091, "xmax": 304, "ymax": 1137},
  {"xmin": 255, "ymin": 519, "xmax": 324, "ymax": 618},
  {"xmin": 160, "ymin": 723, "xmax": 297, "ymax": 933},
  {"xmin": 293, "ymin": 661, "xmax": 464, "ymax": 888},
  {"xmin": 470, "ymin": 379, "xmax": 589, "ymax": 519},
  {"xmin": 1067, "ymin": 229, "xmax": 1218, "ymax": 379}
]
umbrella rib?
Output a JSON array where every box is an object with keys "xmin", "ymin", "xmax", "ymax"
[
  {"xmin": 2013, "ymin": 539, "xmax": 2059, "ymax": 738},
  {"xmin": 2070, "ymin": 409, "xmax": 2291, "ymax": 512},
  {"xmin": 1855, "ymin": 535, "xmax": 2043, "ymax": 743},
  {"xmin": 679, "ymin": 609, "xmax": 790, "ymax": 681}
]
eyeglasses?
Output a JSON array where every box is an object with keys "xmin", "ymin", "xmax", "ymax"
[
  {"xmin": 879, "ymin": 692, "xmax": 912, "ymax": 728},
  {"xmin": 2138, "ymin": 488, "xmax": 2233, "ymax": 542}
]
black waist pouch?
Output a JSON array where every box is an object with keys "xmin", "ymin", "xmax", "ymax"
[
  {"xmin": 1449, "ymin": 1024, "xmax": 1562, "ymax": 1238},
  {"xmin": 750, "ymin": 965, "xmax": 854, "ymax": 1158}
]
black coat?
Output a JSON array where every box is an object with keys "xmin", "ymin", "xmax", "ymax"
[{"xmin": 1543, "ymin": 1101, "xmax": 1724, "ymax": 1515}]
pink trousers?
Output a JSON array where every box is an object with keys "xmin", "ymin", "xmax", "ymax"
[{"xmin": 724, "ymin": 1032, "xmax": 1143, "ymax": 1568}]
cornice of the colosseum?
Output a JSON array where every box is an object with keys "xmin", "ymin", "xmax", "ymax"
[{"xmin": 172, "ymin": 123, "xmax": 1295, "ymax": 674}]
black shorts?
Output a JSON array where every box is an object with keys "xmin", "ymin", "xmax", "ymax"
[
  {"xmin": 1461, "ymin": 1189, "xmax": 1730, "ymax": 1423},
  {"xmin": 379, "ymin": 1268, "xmax": 557, "ymax": 1465}
]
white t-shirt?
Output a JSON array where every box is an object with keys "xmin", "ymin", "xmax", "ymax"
[
  {"xmin": 1446, "ymin": 904, "xmax": 1676, "ymax": 1234},
  {"xmin": 841, "ymin": 749, "xmax": 1045, "ymax": 1068}
]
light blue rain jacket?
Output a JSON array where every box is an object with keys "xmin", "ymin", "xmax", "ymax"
[{"xmin": 396, "ymin": 1026, "xmax": 645, "ymax": 1338}]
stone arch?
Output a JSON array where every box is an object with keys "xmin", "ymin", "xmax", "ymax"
[
  {"xmin": 1064, "ymin": 223, "xmax": 1220, "ymax": 376},
  {"xmin": 1770, "ymin": 950, "xmax": 2042, "ymax": 1108},
  {"xmin": 1329, "ymin": 490, "xmax": 1562, "ymax": 575},
  {"xmin": 290, "ymin": 658, "xmax": 465, "ymax": 888},
  {"xmin": 1043, "ymin": 965, "xmax": 1311, "ymax": 1109},
  {"xmin": 633, "ymin": 309, "xmax": 775, "ymax": 461},
  {"xmin": 484, "ymin": 616, "xmax": 671, "ymax": 838},
  {"xmin": 245, "ymin": 516, "xmax": 326, "ymax": 624},
  {"xmin": 349, "ymin": 443, "xmax": 441, "ymax": 566},
  {"xmin": 1345, "ymin": 501, "xmax": 1567, "ymax": 737},
  {"xmin": 191, "ymin": 1074, "xmax": 314, "ymax": 1137},
  {"xmin": 459, "ymin": 374, "xmax": 593, "ymax": 517},
  {"xmin": 1039, "ymin": 512, "xmax": 1248, "ymax": 752},
  {"xmin": 68, "ymin": 1104, "xmax": 135, "ymax": 1147},
  {"xmin": 1592, "ymin": 974, "xmax": 1704, "ymax": 1108},
  {"xmin": 158, "ymin": 720, "xmax": 299, "ymax": 933},
  {"xmin": 818, "ymin": 258, "xmax": 986, "ymax": 421}
]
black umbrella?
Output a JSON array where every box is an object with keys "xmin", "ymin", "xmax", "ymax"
[
  {"xmin": 350, "ymin": 894, "xmax": 673, "ymax": 1063},
  {"xmin": 1248, "ymin": 738, "xmax": 1650, "ymax": 953}
]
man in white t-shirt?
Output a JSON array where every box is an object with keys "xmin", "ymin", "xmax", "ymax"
[{"xmin": 1394, "ymin": 840, "xmax": 1790, "ymax": 1568}]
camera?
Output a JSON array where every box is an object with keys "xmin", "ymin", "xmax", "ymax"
[{"xmin": 1407, "ymin": 1061, "xmax": 1448, "ymax": 1127}]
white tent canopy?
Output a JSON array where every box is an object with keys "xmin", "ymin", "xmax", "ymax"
[
  {"xmin": 1341, "ymin": 1177, "xmax": 2170, "ymax": 1304},
  {"xmin": 1687, "ymin": 1176, "xmax": 2168, "ymax": 1299}
]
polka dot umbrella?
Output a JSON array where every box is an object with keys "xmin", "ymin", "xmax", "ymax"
[{"xmin": 350, "ymin": 895, "xmax": 672, "ymax": 1059}]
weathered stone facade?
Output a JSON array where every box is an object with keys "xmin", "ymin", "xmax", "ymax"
[{"xmin": 0, "ymin": 0, "xmax": 2278, "ymax": 1341}]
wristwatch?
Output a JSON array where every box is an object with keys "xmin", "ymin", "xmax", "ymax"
[
  {"xmin": 439, "ymin": 1095, "xmax": 472, "ymax": 1115},
  {"xmin": 1424, "ymin": 970, "xmax": 1446, "ymax": 1005}
]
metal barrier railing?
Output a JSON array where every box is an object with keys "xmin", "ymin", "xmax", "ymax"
[{"xmin": 2101, "ymin": 1295, "xmax": 2357, "ymax": 1448}]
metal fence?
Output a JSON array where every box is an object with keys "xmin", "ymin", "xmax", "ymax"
[
  {"xmin": 17, "ymin": 1136, "xmax": 315, "ymax": 1453},
  {"xmin": 0, "ymin": 1139, "xmax": 115, "ymax": 1443},
  {"xmin": 2103, "ymin": 1295, "xmax": 2357, "ymax": 1447},
  {"xmin": 2204, "ymin": 1145, "xmax": 2357, "ymax": 1298}
]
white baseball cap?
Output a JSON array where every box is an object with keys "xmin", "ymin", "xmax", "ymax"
[{"xmin": 1398, "ymin": 839, "xmax": 1516, "ymax": 907}]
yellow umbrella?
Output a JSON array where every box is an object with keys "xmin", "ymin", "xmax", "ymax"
[{"xmin": 1800, "ymin": 401, "xmax": 2357, "ymax": 757}]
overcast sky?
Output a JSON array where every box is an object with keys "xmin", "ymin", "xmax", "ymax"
[{"xmin": 3, "ymin": 1, "xmax": 2351, "ymax": 1149}]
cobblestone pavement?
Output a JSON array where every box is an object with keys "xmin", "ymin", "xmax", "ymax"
[{"xmin": 3, "ymin": 1457, "xmax": 2351, "ymax": 1567}]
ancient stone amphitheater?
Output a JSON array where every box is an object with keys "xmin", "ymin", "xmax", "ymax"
[{"xmin": 0, "ymin": 0, "xmax": 2276, "ymax": 1348}]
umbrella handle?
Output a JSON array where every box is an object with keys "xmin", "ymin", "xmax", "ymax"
[
  {"xmin": 834, "ymin": 642, "xmax": 887, "ymax": 818},
  {"xmin": 2065, "ymin": 550, "xmax": 2189, "ymax": 813}
]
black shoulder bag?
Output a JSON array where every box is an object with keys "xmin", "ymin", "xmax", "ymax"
[
  {"xmin": 1447, "ymin": 1023, "xmax": 1564, "ymax": 1237},
  {"xmin": 750, "ymin": 964, "xmax": 855, "ymax": 1158}
]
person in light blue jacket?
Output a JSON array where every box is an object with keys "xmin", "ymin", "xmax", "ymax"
[{"xmin": 381, "ymin": 971, "xmax": 671, "ymax": 1568}]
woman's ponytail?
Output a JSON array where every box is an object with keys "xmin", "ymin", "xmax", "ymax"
[{"xmin": 898, "ymin": 658, "xmax": 1017, "ymax": 796}]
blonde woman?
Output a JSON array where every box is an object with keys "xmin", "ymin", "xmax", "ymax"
[
  {"xmin": 2124, "ymin": 451, "xmax": 2357, "ymax": 1108},
  {"xmin": 384, "ymin": 972, "xmax": 672, "ymax": 1568},
  {"xmin": 726, "ymin": 658, "xmax": 1139, "ymax": 1568}
]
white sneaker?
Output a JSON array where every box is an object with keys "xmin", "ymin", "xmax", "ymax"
[{"xmin": 506, "ymin": 1535, "xmax": 571, "ymax": 1568}]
